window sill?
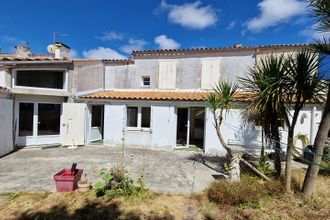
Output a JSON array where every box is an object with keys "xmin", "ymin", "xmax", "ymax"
[{"xmin": 126, "ymin": 127, "xmax": 151, "ymax": 132}]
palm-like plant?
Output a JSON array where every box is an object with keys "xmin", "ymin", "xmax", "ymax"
[
  {"xmin": 302, "ymin": 0, "xmax": 330, "ymax": 197},
  {"xmin": 284, "ymin": 50, "xmax": 326, "ymax": 192},
  {"xmin": 240, "ymin": 55, "xmax": 288, "ymax": 177},
  {"xmin": 309, "ymin": 0, "xmax": 330, "ymax": 32},
  {"xmin": 206, "ymin": 81, "xmax": 239, "ymax": 181}
]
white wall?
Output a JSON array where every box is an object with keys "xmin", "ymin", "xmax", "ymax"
[
  {"xmin": 103, "ymin": 104, "xmax": 176, "ymax": 150},
  {"xmin": 280, "ymin": 105, "xmax": 323, "ymax": 152},
  {"xmin": 0, "ymin": 98, "xmax": 13, "ymax": 156},
  {"xmin": 204, "ymin": 106, "xmax": 263, "ymax": 155}
]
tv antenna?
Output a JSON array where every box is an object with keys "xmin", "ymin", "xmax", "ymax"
[{"xmin": 53, "ymin": 32, "xmax": 68, "ymax": 43}]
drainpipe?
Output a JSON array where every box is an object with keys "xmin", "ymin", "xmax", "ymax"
[{"xmin": 310, "ymin": 106, "xmax": 316, "ymax": 145}]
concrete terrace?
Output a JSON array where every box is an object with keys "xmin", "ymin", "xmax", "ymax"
[{"xmin": 0, "ymin": 146, "xmax": 224, "ymax": 194}]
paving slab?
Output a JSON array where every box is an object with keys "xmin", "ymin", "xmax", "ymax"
[{"xmin": 0, "ymin": 146, "xmax": 224, "ymax": 194}]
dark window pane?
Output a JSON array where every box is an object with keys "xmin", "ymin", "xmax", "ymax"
[
  {"xmin": 127, "ymin": 107, "xmax": 138, "ymax": 127},
  {"xmin": 142, "ymin": 76, "xmax": 150, "ymax": 86},
  {"xmin": 16, "ymin": 70, "xmax": 64, "ymax": 89},
  {"xmin": 38, "ymin": 104, "xmax": 61, "ymax": 135},
  {"xmin": 19, "ymin": 103, "xmax": 34, "ymax": 136},
  {"xmin": 91, "ymin": 105, "xmax": 103, "ymax": 127},
  {"xmin": 141, "ymin": 107, "xmax": 151, "ymax": 128}
]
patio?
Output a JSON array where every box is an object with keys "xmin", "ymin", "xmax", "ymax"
[{"xmin": 0, "ymin": 146, "xmax": 224, "ymax": 194}]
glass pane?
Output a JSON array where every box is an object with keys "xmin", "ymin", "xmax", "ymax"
[
  {"xmin": 16, "ymin": 70, "xmax": 64, "ymax": 89},
  {"xmin": 19, "ymin": 103, "xmax": 34, "ymax": 136},
  {"xmin": 127, "ymin": 107, "xmax": 138, "ymax": 127},
  {"xmin": 91, "ymin": 105, "xmax": 102, "ymax": 127},
  {"xmin": 141, "ymin": 107, "xmax": 151, "ymax": 128},
  {"xmin": 143, "ymin": 77, "xmax": 150, "ymax": 86},
  {"xmin": 38, "ymin": 104, "xmax": 61, "ymax": 135}
]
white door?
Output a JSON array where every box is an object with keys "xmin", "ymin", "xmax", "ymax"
[{"xmin": 61, "ymin": 103, "xmax": 87, "ymax": 146}]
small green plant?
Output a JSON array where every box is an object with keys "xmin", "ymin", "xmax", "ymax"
[
  {"xmin": 94, "ymin": 164, "xmax": 146, "ymax": 197},
  {"xmin": 257, "ymin": 145, "xmax": 271, "ymax": 175}
]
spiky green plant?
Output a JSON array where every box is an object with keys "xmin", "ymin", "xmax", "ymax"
[
  {"xmin": 206, "ymin": 81, "xmax": 238, "ymax": 158},
  {"xmin": 240, "ymin": 54, "xmax": 288, "ymax": 177}
]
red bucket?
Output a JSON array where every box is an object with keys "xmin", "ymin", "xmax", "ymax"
[{"xmin": 53, "ymin": 168, "xmax": 83, "ymax": 192}]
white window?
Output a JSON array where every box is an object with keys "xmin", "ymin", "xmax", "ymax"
[
  {"xmin": 201, "ymin": 58, "xmax": 221, "ymax": 89},
  {"xmin": 158, "ymin": 61, "xmax": 176, "ymax": 89},
  {"xmin": 126, "ymin": 106, "xmax": 151, "ymax": 128},
  {"xmin": 142, "ymin": 76, "xmax": 150, "ymax": 87}
]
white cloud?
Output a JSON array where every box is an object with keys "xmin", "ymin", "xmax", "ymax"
[
  {"xmin": 120, "ymin": 38, "xmax": 147, "ymax": 54},
  {"xmin": 69, "ymin": 49, "xmax": 78, "ymax": 58},
  {"xmin": 1, "ymin": 35, "xmax": 24, "ymax": 45},
  {"xmin": 246, "ymin": 0, "xmax": 306, "ymax": 32},
  {"xmin": 227, "ymin": 21, "xmax": 236, "ymax": 30},
  {"xmin": 300, "ymin": 23, "xmax": 330, "ymax": 42},
  {"xmin": 159, "ymin": 0, "xmax": 218, "ymax": 30},
  {"xmin": 82, "ymin": 47, "xmax": 126, "ymax": 59},
  {"xmin": 154, "ymin": 35, "xmax": 180, "ymax": 49},
  {"xmin": 96, "ymin": 31, "xmax": 124, "ymax": 41}
]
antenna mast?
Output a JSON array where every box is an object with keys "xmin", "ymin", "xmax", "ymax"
[{"xmin": 53, "ymin": 32, "xmax": 68, "ymax": 43}]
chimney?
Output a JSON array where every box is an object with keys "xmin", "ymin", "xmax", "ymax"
[
  {"xmin": 233, "ymin": 43, "xmax": 242, "ymax": 48},
  {"xmin": 54, "ymin": 42, "xmax": 71, "ymax": 59},
  {"xmin": 15, "ymin": 45, "xmax": 31, "ymax": 57}
]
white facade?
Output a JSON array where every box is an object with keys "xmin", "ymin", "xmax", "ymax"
[{"xmin": 0, "ymin": 98, "xmax": 13, "ymax": 156}]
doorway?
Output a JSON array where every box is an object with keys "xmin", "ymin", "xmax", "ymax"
[
  {"xmin": 16, "ymin": 102, "xmax": 61, "ymax": 146},
  {"xmin": 89, "ymin": 105, "xmax": 104, "ymax": 143},
  {"xmin": 176, "ymin": 107, "xmax": 205, "ymax": 150},
  {"xmin": 176, "ymin": 108, "xmax": 189, "ymax": 147}
]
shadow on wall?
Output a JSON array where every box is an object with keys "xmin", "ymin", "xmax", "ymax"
[
  {"xmin": 15, "ymin": 200, "xmax": 175, "ymax": 220},
  {"xmin": 233, "ymin": 124, "xmax": 261, "ymax": 146}
]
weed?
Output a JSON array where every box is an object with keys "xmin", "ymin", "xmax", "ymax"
[
  {"xmin": 95, "ymin": 164, "xmax": 146, "ymax": 198},
  {"xmin": 207, "ymin": 175, "xmax": 284, "ymax": 206},
  {"xmin": 257, "ymin": 145, "xmax": 271, "ymax": 175}
]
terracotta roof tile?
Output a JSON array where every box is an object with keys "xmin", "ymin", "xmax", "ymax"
[
  {"xmin": 132, "ymin": 44, "xmax": 311, "ymax": 57},
  {"xmin": 80, "ymin": 90, "xmax": 255, "ymax": 102},
  {"xmin": 0, "ymin": 54, "xmax": 70, "ymax": 61}
]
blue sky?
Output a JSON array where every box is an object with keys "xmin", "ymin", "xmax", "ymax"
[{"xmin": 0, "ymin": 0, "xmax": 326, "ymax": 59}]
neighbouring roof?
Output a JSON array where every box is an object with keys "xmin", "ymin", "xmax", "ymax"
[
  {"xmin": 80, "ymin": 90, "xmax": 255, "ymax": 102},
  {"xmin": 0, "ymin": 54, "xmax": 70, "ymax": 61},
  {"xmin": 102, "ymin": 59, "xmax": 134, "ymax": 65},
  {"xmin": 132, "ymin": 44, "xmax": 311, "ymax": 57}
]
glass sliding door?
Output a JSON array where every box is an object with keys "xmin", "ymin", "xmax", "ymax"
[
  {"xmin": 38, "ymin": 103, "xmax": 61, "ymax": 135},
  {"xmin": 16, "ymin": 101, "xmax": 62, "ymax": 146},
  {"xmin": 18, "ymin": 103, "xmax": 34, "ymax": 136}
]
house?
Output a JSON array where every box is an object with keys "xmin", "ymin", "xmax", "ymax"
[
  {"xmin": 77, "ymin": 44, "xmax": 324, "ymax": 155},
  {"xmin": 0, "ymin": 43, "xmax": 325, "ymax": 156},
  {"xmin": 0, "ymin": 44, "xmax": 74, "ymax": 149}
]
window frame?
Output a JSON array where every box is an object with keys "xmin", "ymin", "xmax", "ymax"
[
  {"xmin": 141, "ymin": 76, "xmax": 151, "ymax": 87},
  {"xmin": 126, "ymin": 106, "xmax": 152, "ymax": 131},
  {"xmin": 12, "ymin": 68, "xmax": 68, "ymax": 91}
]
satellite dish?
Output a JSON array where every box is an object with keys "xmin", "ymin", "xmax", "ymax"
[{"xmin": 47, "ymin": 44, "xmax": 57, "ymax": 54}]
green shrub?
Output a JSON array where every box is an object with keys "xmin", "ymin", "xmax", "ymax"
[
  {"xmin": 207, "ymin": 176, "xmax": 283, "ymax": 206},
  {"xmin": 94, "ymin": 164, "xmax": 146, "ymax": 197}
]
